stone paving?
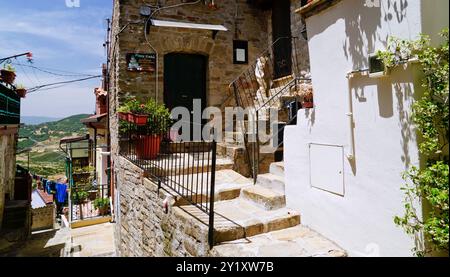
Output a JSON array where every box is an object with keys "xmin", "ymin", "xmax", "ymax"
[
  {"xmin": 211, "ymin": 225, "xmax": 346, "ymax": 257},
  {"xmin": 0, "ymin": 222, "xmax": 115, "ymax": 257},
  {"xmin": 70, "ymin": 222, "xmax": 115, "ymax": 257}
]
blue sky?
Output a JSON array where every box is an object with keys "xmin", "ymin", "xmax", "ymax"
[{"xmin": 0, "ymin": 0, "xmax": 112, "ymax": 118}]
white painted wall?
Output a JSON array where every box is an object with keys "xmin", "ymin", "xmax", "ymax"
[{"xmin": 284, "ymin": 0, "xmax": 448, "ymax": 256}]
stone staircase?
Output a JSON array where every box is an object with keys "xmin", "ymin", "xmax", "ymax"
[
  {"xmin": 219, "ymin": 78, "xmax": 305, "ymax": 178},
  {"xmin": 176, "ymin": 160, "xmax": 346, "ymax": 257}
]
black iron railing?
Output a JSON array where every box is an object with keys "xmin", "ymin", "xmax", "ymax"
[
  {"xmin": 229, "ymin": 36, "xmax": 308, "ymax": 182},
  {"xmin": 119, "ymin": 115, "xmax": 217, "ymax": 248},
  {"xmin": 71, "ymin": 182, "xmax": 111, "ymax": 221}
]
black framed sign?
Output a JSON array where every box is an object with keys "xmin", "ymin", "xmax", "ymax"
[
  {"xmin": 233, "ymin": 40, "xmax": 248, "ymax": 64},
  {"xmin": 126, "ymin": 53, "xmax": 156, "ymax": 72}
]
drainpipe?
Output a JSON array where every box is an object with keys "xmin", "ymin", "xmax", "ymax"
[
  {"xmin": 345, "ymin": 69, "xmax": 369, "ymax": 161},
  {"xmin": 345, "ymin": 72, "xmax": 355, "ymax": 161}
]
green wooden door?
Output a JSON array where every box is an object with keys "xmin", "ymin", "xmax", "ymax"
[{"xmin": 164, "ymin": 53, "xmax": 207, "ymax": 140}]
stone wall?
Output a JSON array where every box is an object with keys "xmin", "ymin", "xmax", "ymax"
[
  {"xmin": 31, "ymin": 205, "xmax": 55, "ymax": 231},
  {"xmin": 0, "ymin": 131, "xmax": 18, "ymax": 230},
  {"xmin": 114, "ymin": 156, "xmax": 212, "ymax": 257},
  {"xmin": 108, "ymin": 0, "xmax": 269, "ymax": 154}
]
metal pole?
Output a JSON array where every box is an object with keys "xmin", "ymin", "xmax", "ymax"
[{"xmin": 208, "ymin": 141, "xmax": 217, "ymax": 249}]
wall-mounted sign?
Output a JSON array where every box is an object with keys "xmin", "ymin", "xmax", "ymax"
[{"xmin": 126, "ymin": 53, "xmax": 156, "ymax": 72}]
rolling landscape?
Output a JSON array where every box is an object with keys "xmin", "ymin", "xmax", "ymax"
[{"xmin": 16, "ymin": 114, "xmax": 89, "ymax": 177}]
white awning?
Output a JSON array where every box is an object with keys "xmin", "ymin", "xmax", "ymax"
[{"xmin": 150, "ymin": 19, "xmax": 227, "ymax": 39}]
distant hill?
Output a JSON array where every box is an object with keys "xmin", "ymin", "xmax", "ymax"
[
  {"xmin": 19, "ymin": 114, "xmax": 90, "ymax": 148},
  {"xmin": 21, "ymin": 116, "xmax": 62, "ymax": 125},
  {"xmin": 16, "ymin": 114, "xmax": 91, "ymax": 176}
]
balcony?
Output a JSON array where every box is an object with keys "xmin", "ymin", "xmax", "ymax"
[{"xmin": 0, "ymin": 83, "xmax": 21, "ymax": 126}]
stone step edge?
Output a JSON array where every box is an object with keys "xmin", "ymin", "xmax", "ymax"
[
  {"xmin": 214, "ymin": 210, "xmax": 300, "ymax": 243},
  {"xmin": 241, "ymin": 185, "xmax": 286, "ymax": 211}
]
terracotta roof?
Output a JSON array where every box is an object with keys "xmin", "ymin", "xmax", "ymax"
[
  {"xmin": 59, "ymin": 134, "xmax": 89, "ymax": 144},
  {"xmin": 94, "ymin": 87, "xmax": 107, "ymax": 97},
  {"xmin": 36, "ymin": 189, "xmax": 53, "ymax": 205},
  {"xmin": 295, "ymin": 0, "xmax": 342, "ymax": 18},
  {"xmin": 80, "ymin": 113, "xmax": 107, "ymax": 123}
]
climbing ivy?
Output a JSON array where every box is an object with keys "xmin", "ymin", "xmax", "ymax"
[{"xmin": 377, "ymin": 29, "xmax": 449, "ymax": 256}]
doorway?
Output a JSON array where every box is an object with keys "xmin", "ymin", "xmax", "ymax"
[
  {"xmin": 272, "ymin": 0, "xmax": 292, "ymax": 79},
  {"xmin": 164, "ymin": 53, "xmax": 207, "ymax": 140}
]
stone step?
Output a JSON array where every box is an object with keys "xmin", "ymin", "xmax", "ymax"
[
  {"xmin": 241, "ymin": 185, "xmax": 286, "ymax": 210},
  {"xmin": 179, "ymin": 198, "xmax": 300, "ymax": 244},
  {"xmin": 256, "ymin": 173, "xmax": 285, "ymax": 194},
  {"xmin": 269, "ymin": 162, "xmax": 284, "ymax": 178},
  {"xmin": 217, "ymin": 142, "xmax": 245, "ymax": 158},
  {"xmin": 211, "ymin": 225, "xmax": 347, "ymax": 257},
  {"xmin": 167, "ymin": 169, "xmax": 253, "ymax": 204}
]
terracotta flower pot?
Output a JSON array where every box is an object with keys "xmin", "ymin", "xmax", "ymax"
[
  {"xmin": 16, "ymin": 88, "xmax": 27, "ymax": 98},
  {"xmin": 302, "ymin": 101, "xmax": 314, "ymax": 108},
  {"xmin": 136, "ymin": 135, "xmax": 162, "ymax": 160},
  {"xmin": 98, "ymin": 206, "xmax": 109, "ymax": 216},
  {"xmin": 1, "ymin": 69, "xmax": 16, "ymax": 85},
  {"xmin": 133, "ymin": 114, "xmax": 148, "ymax": 126},
  {"xmin": 118, "ymin": 112, "xmax": 129, "ymax": 121},
  {"xmin": 127, "ymin": 113, "xmax": 135, "ymax": 123}
]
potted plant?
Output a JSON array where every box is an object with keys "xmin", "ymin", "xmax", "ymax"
[
  {"xmin": 127, "ymin": 98, "xmax": 149, "ymax": 126},
  {"xmin": 73, "ymin": 189, "xmax": 89, "ymax": 205},
  {"xmin": 16, "ymin": 84, "xmax": 27, "ymax": 98},
  {"xmin": 1, "ymin": 64, "xmax": 16, "ymax": 85},
  {"xmin": 131, "ymin": 104, "xmax": 149, "ymax": 126},
  {"xmin": 300, "ymin": 85, "xmax": 314, "ymax": 109},
  {"xmin": 93, "ymin": 198, "xmax": 110, "ymax": 216},
  {"xmin": 117, "ymin": 104, "xmax": 130, "ymax": 121},
  {"xmin": 135, "ymin": 99, "xmax": 171, "ymax": 160}
]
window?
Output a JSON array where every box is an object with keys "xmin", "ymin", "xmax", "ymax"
[{"xmin": 233, "ymin": 40, "xmax": 248, "ymax": 64}]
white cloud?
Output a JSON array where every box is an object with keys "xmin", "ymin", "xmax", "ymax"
[{"xmin": 0, "ymin": 8, "xmax": 109, "ymax": 58}]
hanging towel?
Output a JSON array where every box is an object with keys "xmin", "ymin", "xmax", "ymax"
[{"xmin": 55, "ymin": 183, "xmax": 68, "ymax": 204}]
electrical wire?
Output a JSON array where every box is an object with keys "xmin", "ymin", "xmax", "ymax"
[
  {"xmin": 27, "ymin": 75, "xmax": 102, "ymax": 93},
  {"xmin": 12, "ymin": 62, "xmax": 97, "ymax": 77},
  {"xmin": 16, "ymin": 62, "xmax": 38, "ymax": 88}
]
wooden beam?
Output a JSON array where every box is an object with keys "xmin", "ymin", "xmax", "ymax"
[{"xmin": 295, "ymin": 0, "xmax": 342, "ymax": 18}]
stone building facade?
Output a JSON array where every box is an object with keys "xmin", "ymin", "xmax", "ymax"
[
  {"xmin": 108, "ymin": 0, "xmax": 312, "ymax": 256},
  {"xmin": 0, "ymin": 131, "xmax": 17, "ymax": 230}
]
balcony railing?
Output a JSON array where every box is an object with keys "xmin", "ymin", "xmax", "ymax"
[
  {"xmin": 0, "ymin": 83, "xmax": 20, "ymax": 125},
  {"xmin": 119, "ymin": 115, "xmax": 217, "ymax": 248}
]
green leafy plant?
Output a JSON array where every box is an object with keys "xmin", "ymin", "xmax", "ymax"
[
  {"xmin": 379, "ymin": 29, "xmax": 449, "ymax": 256},
  {"xmin": 117, "ymin": 104, "xmax": 130, "ymax": 113},
  {"xmin": 119, "ymin": 97, "xmax": 172, "ymax": 135},
  {"xmin": 2, "ymin": 63, "xmax": 16, "ymax": 73},
  {"xmin": 93, "ymin": 197, "xmax": 110, "ymax": 209},
  {"xmin": 73, "ymin": 189, "xmax": 89, "ymax": 204},
  {"xmin": 144, "ymin": 98, "xmax": 172, "ymax": 135}
]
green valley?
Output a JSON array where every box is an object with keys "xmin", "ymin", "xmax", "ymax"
[{"xmin": 16, "ymin": 114, "xmax": 89, "ymax": 177}]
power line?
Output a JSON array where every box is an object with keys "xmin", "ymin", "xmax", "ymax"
[
  {"xmin": 12, "ymin": 62, "xmax": 98, "ymax": 77},
  {"xmin": 27, "ymin": 75, "xmax": 102, "ymax": 93}
]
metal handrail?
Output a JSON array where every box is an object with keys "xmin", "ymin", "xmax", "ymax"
[
  {"xmin": 229, "ymin": 37, "xmax": 303, "ymax": 183},
  {"xmin": 119, "ymin": 117, "xmax": 217, "ymax": 248}
]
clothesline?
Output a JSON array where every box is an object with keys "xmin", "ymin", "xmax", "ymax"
[{"xmin": 31, "ymin": 173, "xmax": 68, "ymax": 205}]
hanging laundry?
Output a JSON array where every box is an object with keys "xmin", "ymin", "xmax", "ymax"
[
  {"xmin": 49, "ymin": 181, "xmax": 57, "ymax": 195},
  {"xmin": 55, "ymin": 182, "xmax": 68, "ymax": 204},
  {"xmin": 42, "ymin": 179, "xmax": 48, "ymax": 193}
]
